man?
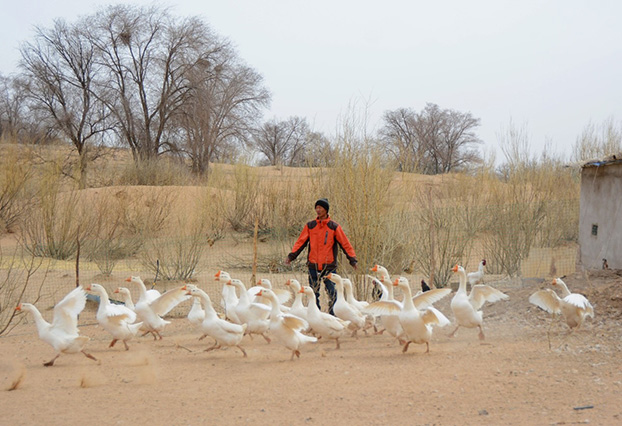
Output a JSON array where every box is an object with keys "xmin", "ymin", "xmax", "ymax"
[{"xmin": 285, "ymin": 198, "xmax": 357, "ymax": 315}]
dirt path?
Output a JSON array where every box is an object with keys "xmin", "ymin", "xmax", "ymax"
[{"xmin": 1, "ymin": 272, "xmax": 621, "ymax": 425}]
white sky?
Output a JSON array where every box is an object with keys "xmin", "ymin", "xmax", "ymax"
[{"xmin": 1, "ymin": 0, "xmax": 621, "ymax": 161}]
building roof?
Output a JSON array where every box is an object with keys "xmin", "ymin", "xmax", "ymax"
[{"xmin": 582, "ymin": 152, "xmax": 622, "ymax": 168}]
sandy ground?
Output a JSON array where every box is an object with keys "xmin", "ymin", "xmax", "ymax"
[{"xmin": 1, "ymin": 269, "xmax": 621, "ymax": 425}]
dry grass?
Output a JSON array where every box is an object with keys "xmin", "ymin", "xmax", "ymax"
[{"xmin": 0, "ymin": 138, "xmax": 586, "ymax": 333}]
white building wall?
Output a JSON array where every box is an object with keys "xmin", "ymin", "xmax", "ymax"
[{"xmin": 579, "ymin": 163, "xmax": 622, "ymax": 269}]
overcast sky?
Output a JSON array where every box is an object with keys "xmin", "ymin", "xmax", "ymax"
[{"xmin": 1, "ymin": 0, "xmax": 621, "ymax": 161}]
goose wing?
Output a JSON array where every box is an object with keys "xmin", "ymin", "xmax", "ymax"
[
  {"xmin": 52, "ymin": 286, "xmax": 87, "ymax": 333},
  {"xmin": 149, "ymin": 287, "xmax": 191, "ymax": 316},
  {"xmin": 363, "ymin": 300, "xmax": 402, "ymax": 316},
  {"xmin": 564, "ymin": 294, "xmax": 594, "ymax": 316},
  {"xmin": 469, "ymin": 285, "xmax": 509, "ymax": 310},
  {"xmin": 529, "ymin": 289, "xmax": 562, "ymax": 314},
  {"xmin": 421, "ymin": 306, "xmax": 451, "ymax": 327},
  {"xmin": 412, "ymin": 288, "xmax": 452, "ymax": 310},
  {"xmin": 280, "ymin": 313, "xmax": 309, "ymax": 332}
]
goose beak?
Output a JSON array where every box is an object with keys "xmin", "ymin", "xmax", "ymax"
[
  {"xmin": 371, "ymin": 265, "xmax": 378, "ymax": 272},
  {"xmin": 552, "ymin": 279, "xmax": 557, "ymax": 285},
  {"xmin": 181, "ymin": 285, "xmax": 187, "ymax": 290},
  {"xmin": 185, "ymin": 291, "xmax": 192, "ymax": 296},
  {"xmin": 452, "ymin": 265, "xmax": 459, "ymax": 272},
  {"xmin": 299, "ymin": 288, "xmax": 305, "ymax": 294},
  {"xmin": 15, "ymin": 304, "xmax": 22, "ymax": 311},
  {"xmin": 257, "ymin": 290, "xmax": 263, "ymax": 296},
  {"xmin": 114, "ymin": 288, "xmax": 120, "ymax": 293},
  {"xmin": 226, "ymin": 280, "xmax": 233, "ymax": 286},
  {"xmin": 125, "ymin": 277, "xmax": 131, "ymax": 282},
  {"xmin": 326, "ymin": 273, "xmax": 332, "ymax": 280},
  {"xmin": 86, "ymin": 285, "xmax": 92, "ymax": 291},
  {"xmin": 393, "ymin": 278, "xmax": 399, "ymax": 286}
]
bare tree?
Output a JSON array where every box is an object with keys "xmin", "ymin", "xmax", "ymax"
[
  {"xmin": 253, "ymin": 116, "xmax": 309, "ymax": 166},
  {"xmin": 86, "ymin": 4, "xmax": 257, "ymax": 163},
  {"xmin": 380, "ymin": 103, "xmax": 482, "ymax": 174},
  {"xmin": 176, "ymin": 53, "xmax": 270, "ymax": 174},
  {"xmin": 379, "ymin": 107, "xmax": 426, "ymax": 172},
  {"xmin": 20, "ymin": 20, "xmax": 111, "ymax": 188},
  {"xmin": 0, "ymin": 74, "xmax": 52, "ymax": 144}
]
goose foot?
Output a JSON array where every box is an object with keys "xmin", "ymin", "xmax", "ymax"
[
  {"xmin": 204, "ymin": 344, "xmax": 220, "ymax": 353},
  {"xmin": 82, "ymin": 350, "xmax": 98, "ymax": 362},
  {"xmin": 43, "ymin": 354, "xmax": 60, "ymax": 367}
]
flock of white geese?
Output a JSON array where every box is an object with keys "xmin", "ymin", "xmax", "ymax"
[{"xmin": 15, "ymin": 261, "xmax": 594, "ymax": 365}]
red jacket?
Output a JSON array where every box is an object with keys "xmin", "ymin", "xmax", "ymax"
[{"xmin": 287, "ymin": 216, "xmax": 357, "ymax": 271}]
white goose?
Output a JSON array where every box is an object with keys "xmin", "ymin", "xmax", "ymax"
[
  {"xmin": 114, "ymin": 287, "xmax": 135, "ymax": 310},
  {"xmin": 255, "ymin": 278, "xmax": 292, "ymax": 309},
  {"xmin": 215, "ymin": 270, "xmax": 241, "ymax": 324},
  {"xmin": 369, "ymin": 264, "xmax": 404, "ymax": 342},
  {"xmin": 365, "ymin": 277, "xmax": 451, "ymax": 353},
  {"xmin": 326, "ymin": 273, "xmax": 368, "ymax": 337},
  {"xmin": 300, "ymin": 285, "xmax": 350, "ymax": 349},
  {"xmin": 467, "ymin": 259, "xmax": 487, "ymax": 286},
  {"xmin": 343, "ymin": 277, "xmax": 377, "ymax": 333},
  {"xmin": 184, "ymin": 285, "xmax": 248, "ymax": 357},
  {"xmin": 529, "ymin": 277, "xmax": 594, "ymax": 329},
  {"xmin": 450, "ymin": 265, "xmax": 509, "ymax": 340},
  {"xmin": 284, "ymin": 278, "xmax": 309, "ymax": 325},
  {"xmin": 257, "ymin": 288, "xmax": 317, "ymax": 360},
  {"xmin": 126, "ymin": 276, "xmax": 190, "ymax": 340},
  {"xmin": 15, "ymin": 286, "xmax": 97, "ymax": 366},
  {"xmin": 87, "ymin": 283, "xmax": 143, "ymax": 350},
  {"xmin": 227, "ymin": 278, "xmax": 271, "ymax": 343},
  {"xmin": 126, "ymin": 276, "xmax": 161, "ymax": 303}
]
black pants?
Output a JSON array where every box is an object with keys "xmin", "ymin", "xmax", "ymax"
[{"xmin": 308, "ymin": 266, "xmax": 336, "ymax": 316}]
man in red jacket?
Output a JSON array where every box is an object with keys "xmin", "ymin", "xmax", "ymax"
[{"xmin": 285, "ymin": 198, "xmax": 357, "ymax": 315}]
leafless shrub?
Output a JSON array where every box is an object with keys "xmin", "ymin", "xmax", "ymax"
[
  {"xmin": 212, "ymin": 164, "xmax": 260, "ymax": 232},
  {"xmin": 0, "ymin": 244, "xmax": 49, "ymax": 335},
  {"xmin": 0, "ymin": 145, "xmax": 36, "ymax": 233},
  {"xmin": 117, "ymin": 157, "xmax": 193, "ymax": 186},
  {"xmin": 572, "ymin": 117, "xmax": 622, "ymax": 163},
  {"xmin": 138, "ymin": 216, "xmax": 208, "ymax": 280},
  {"xmin": 19, "ymin": 173, "xmax": 94, "ymax": 260}
]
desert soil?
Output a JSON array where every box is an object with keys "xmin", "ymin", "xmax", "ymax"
[{"xmin": 1, "ymin": 269, "xmax": 622, "ymax": 425}]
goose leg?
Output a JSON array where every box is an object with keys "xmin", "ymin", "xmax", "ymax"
[
  {"xmin": 109, "ymin": 339, "xmax": 118, "ymax": 348},
  {"xmin": 425, "ymin": 342, "xmax": 430, "ymax": 353},
  {"xmin": 123, "ymin": 340, "xmax": 130, "ymax": 351},
  {"xmin": 449, "ymin": 325, "xmax": 460, "ymax": 338},
  {"xmin": 204, "ymin": 343, "xmax": 220, "ymax": 353},
  {"xmin": 261, "ymin": 333, "xmax": 271, "ymax": 344},
  {"xmin": 402, "ymin": 341, "xmax": 411, "ymax": 353},
  {"xmin": 155, "ymin": 331, "xmax": 163, "ymax": 340},
  {"xmin": 43, "ymin": 354, "xmax": 60, "ymax": 367},
  {"xmin": 198, "ymin": 334, "xmax": 207, "ymax": 341},
  {"xmin": 335, "ymin": 338, "xmax": 341, "ymax": 350},
  {"xmin": 236, "ymin": 345, "xmax": 247, "ymax": 357},
  {"xmin": 478, "ymin": 326, "xmax": 485, "ymax": 341},
  {"xmin": 82, "ymin": 350, "xmax": 98, "ymax": 362}
]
